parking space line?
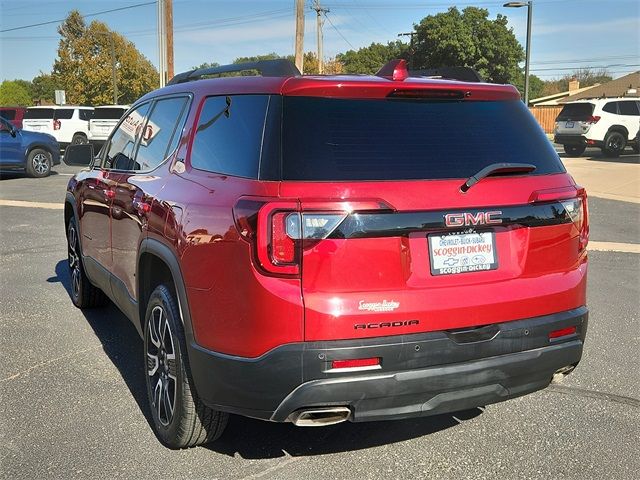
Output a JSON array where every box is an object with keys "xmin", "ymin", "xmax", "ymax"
[
  {"xmin": 589, "ymin": 241, "xmax": 640, "ymax": 254},
  {"xmin": 0, "ymin": 199, "xmax": 63, "ymax": 210}
]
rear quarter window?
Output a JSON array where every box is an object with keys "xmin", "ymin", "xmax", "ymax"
[
  {"xmin": 282, "ymin": 97, "xmax": 564, "ymax": 181},
  {"xmin": 618, "ymin": 101, "xmax": 639, "ymax": 116},
  {"xmin": 190, "ymin": 95, "xmax": 269, "ymax": 179}
]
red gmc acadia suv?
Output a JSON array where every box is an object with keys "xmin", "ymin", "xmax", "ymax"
[{"xmin": 64, "ymin": 59, "xmax": 589, "ymax": 449}]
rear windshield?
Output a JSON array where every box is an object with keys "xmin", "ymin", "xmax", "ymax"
[
  {"xmin": 93, "ymin": 108, "xmax": 127, "ymax": 120},
  {"xmin": 556, "ymin": 103, "xmax": 594, "ymax": 121},
  {"xmin": 282, "ymin": 97, "xmax": 564, "ymax": 181},
  {"xmin": 0, "ymin": 110, "xmax": 16, "ymax": 120},
  {"xmin": 24, "ymin": 108, "xmax": 54, "ymax": 119}
]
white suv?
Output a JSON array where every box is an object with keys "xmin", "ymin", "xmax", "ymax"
[
  {"xmin": 22, "ymin": 106, "xmax": 94, "ymax": 147},
  {"xmin": 88, "ymin": 105, "xmax": 130, "ymax": 147},
  {"xmin": 554, "ymin": 98, "xmax": 640, "ymax": 157}
]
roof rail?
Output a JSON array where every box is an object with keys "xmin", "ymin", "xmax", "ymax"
[
  {"xmin": 409, "ymin": 67, "xmax": 483, "ymax": 83},
  {"xmin": 167, "ymin": 59, "xmax": 301, "ymax": 85}
]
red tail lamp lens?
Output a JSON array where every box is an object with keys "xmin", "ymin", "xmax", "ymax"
[
  {"xmin": 331, "ymin": 357, "xmax": 380, "ymax": 369},
  {"xmin": 549, "ymin": 326, "xmax": 577, "ymax": 339},
  {"xmin": 271, "ymin": 212, "xmax": 297, "ymax": 264}
]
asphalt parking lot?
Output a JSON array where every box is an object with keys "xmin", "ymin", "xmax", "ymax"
[{"xmin": 1, "ymin": 150, "xmax": 639, "ymax": 479}]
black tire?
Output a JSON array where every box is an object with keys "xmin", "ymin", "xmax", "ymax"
[
  {"xmin": 71, "ymin": 133, "xmax": 88, "ymax": 145},
  {"xmin": 603, "ymin": 131, "xmax": 626, "ymax": 157},
  {"xmin": 67, "ymin": 218, "xmax": 109, "ymax": 308},
  {"xmin": 563, "ymin": 144, "xmax": 586, "ymax": 157},
  {"xmin": 25, "ymin": 148, "xmax": 52, "ymax": 178},
  {"xmin": 144, "ymin": 285, "xmax": 228, "ymax": 449}
]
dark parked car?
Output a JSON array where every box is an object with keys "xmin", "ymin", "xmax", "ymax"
[
  {"xmin": 0, "ymin": 107, "xmax": 27, "ymax": 129},
  {"xmin": 0, "ymin": 116, "xmax": 60, "ymax": 177},
  {"xmin": 64, "ymin": 59, "xmax": 589, "ymax": 449}
]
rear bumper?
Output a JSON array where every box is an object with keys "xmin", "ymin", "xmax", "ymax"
[
  {"xmin": 554, "ymin": 134, "xmax": 602, "ymax": 147},
  {"xmin": 188, "ymin": 307, "xmax": 588, "ymax": 423}
]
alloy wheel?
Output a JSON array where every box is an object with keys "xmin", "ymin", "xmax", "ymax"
[
  {"xmin": 67, "ymin": 224, "xmax": 81, "ymax": 299},
  {"xmin": 32, "ymin": 153, "xmax": 49, "ymax": 175},
  {"xmin": 146, "ymin": 305, "xmax": 178, "ymax": 426}
]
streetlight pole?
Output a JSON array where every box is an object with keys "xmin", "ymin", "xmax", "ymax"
[{"xmin": 504, "ymin": 1, "xmax": 532, "ymax": 105}]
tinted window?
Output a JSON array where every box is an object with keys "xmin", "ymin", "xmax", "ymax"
[
  {"xmin": 190, "ymin": 95, "xmax": 269, "ymax": 178},
  {"xmin": 618, "ymin": 101, "xmax": 639, "ymax": 116},
  {"xmin": 282, "ymin": 97, "xmax": 564, "ymax": 181},
  {"xmin": 54, "ymin": 109, "xmax": 74, "ymax": 120},
  {"xmin": 0, "ymin": 117, "xmax": 13, "ymax": 130},
  {"xmin": 556, "ymin": 103, "xmax": 595, "ymax": 121},
  {"xmin": 24, "ymin": 108, "xmax": 54, "ymax": 119},
  {"xmin": 103, "ymin": 103, "xmax": 151, "ymax": 171},
  {"xmin": 78, "ymin": 109, "xmax": 94, "ymax": 121},
  {"xmin": 134, "ymin": 97, "xmax": 189, "ymax": 171},
  {"xmin": 602, "ymin": 102, "xmax": 617, "ymax": 114},
  {"xmin": 93, "ymin": 108, "xmax": 128, "ymax": 120},
  {"xmin": 0, "ymin": 110, "xmax": 16, "ymax": 120}
]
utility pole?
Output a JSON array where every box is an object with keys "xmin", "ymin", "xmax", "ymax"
[
  {"xmin": 312, "ymin": 0, "xmax": 329, "ymax": 74},
  {"xmin": 157, "ymin": 0, "xmax": 166, "ymax": 87},
  {"xmin": 294, "ymin": 0, "xmax": 305, "ymax": 74},
  {"xmin": 109, "ymin": 34, "xmax": 118, "ymax": 104},
  {"xmin": 166, "ymin": 0, "xmax": 174, "ymax": 80},
  {"xmin": 398, "ymin": 32, "xmax": 417, "ymax": 70}
]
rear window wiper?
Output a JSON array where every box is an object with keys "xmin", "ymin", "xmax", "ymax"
[{"xmin": 461, "ymin": 163, "xmax": 537, "ymax": 192}]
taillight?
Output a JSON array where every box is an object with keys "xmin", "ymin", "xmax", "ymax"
[
  {"xmin": 584, "ymin": 115, "xmax": 600, "ymax": 124},
  {"xmin": 560, "ymin": 188, "xmax": 589, "ymax": 252},
  {"xmin": 53, "ymin": 119, "xmax": 61, "ymax": 130},
  {"xmin": 234, "ymin": 198, "xmax": 392, "ymax": 277}
]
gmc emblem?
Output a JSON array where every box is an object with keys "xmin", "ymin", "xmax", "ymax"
[{"xmin": 444, "ymin": 211, "xmax": 503, "ymax": 227}]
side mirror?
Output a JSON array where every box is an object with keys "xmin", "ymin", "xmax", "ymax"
[{"xmin": 64, "ymin": 144, "xmax": 95, "ymax": 166}]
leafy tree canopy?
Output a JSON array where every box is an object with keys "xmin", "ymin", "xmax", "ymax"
[
  {"xmin": 52, "ymin": 10, "xmax": 158, "ymax": 105},
  {"xmin": 413, "ymin": 7, "xmax": 524, "ymax": 84},
  {"xmin": 336, "ymin": 41, "xmax": 408, "ymax": 74},
  {"xmin": 0, "ymin": 80, "xmax": 32, "ymax": 106}
]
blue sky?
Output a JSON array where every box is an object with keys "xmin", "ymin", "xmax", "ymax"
[{"xmin": 1, "ymin": 0, "xmax": 638, "ymax": 82}]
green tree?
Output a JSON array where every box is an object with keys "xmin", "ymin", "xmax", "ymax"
[
  {"xmin": 0, "ymin": 80, "xmax": 32, "ymax": 106},
  {"xmin": 31, "ymin": 73, "xmax": 58, "ymax": 104},
  {"xmin": 513, "ymin": 72, "xmax": 545, "ymax": 100},
  {"xmin": 412, "ymin": 7, "xmax": 524, "ymax": 84},
  {"xmin": 52, "ymin": 10, "xmax": 158, "ymax": 105},
  {"xmin": 336, "ymin": 41, "xmax": 408, "ymax": 74},
  {"xmin": 192, "ymin": 62, "xmax": 220, "ymax": 70}
]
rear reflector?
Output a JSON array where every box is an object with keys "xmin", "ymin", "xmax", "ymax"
[
  {"xmin": 331, "ymin": 357, "xmax": 380, "ymax": 369},
  {"xmin": 549, "ymin": 326, "xmax": 577, "ymax": 339}
]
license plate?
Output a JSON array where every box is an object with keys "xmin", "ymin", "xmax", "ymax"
[
  {"xmin": 428, "ymin": 232, "xmax": 498, "ymax": 276},
  {"xmin": 565, "ymin": 121, "xmax": 575, "ymax": 128}
]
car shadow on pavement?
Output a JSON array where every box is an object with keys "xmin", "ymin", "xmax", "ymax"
[
  {"xmin": 49, "ymin": 259, "xmax": 155, "ymax": 431},
  {"xmin": 558, "ymin": 150, "xmax": 639, "ymax": 164},
  {"xmin": 50, "ymin": 258, "xmax": 482, "ymax": 457},
  {"xmin": 207, "ymin": 407, "xmax": 482, "ymax": 459}
]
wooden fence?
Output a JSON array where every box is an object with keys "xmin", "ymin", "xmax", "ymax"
[{"xmin": 529, "ymin": 105, "xmax": 562, "ymax": 133}]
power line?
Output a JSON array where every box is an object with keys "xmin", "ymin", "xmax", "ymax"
[
  {"xmin": 531, "ymin": 63, "xmax": 640, "ymax": 72},
  {"xmin": 324, "ymin": 11, "xmax": 355, "ymax": 50},
  {"xmin": 0, "ymin": 1, "xmax": 156, "ymax": 33}
]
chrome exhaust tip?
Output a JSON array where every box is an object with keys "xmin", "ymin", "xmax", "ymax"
[
  {"xmin": 289, "ymin": 407, "xmax": 351, "ymax": 427},
  {"xmin": 552, "ymin": 364, "xmax": 576, "ymax": 384}
]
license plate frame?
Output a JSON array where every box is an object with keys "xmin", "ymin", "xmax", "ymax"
[{"xmin": 428, "ymin": 231, "xmax": 498, "ymax": 276}]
